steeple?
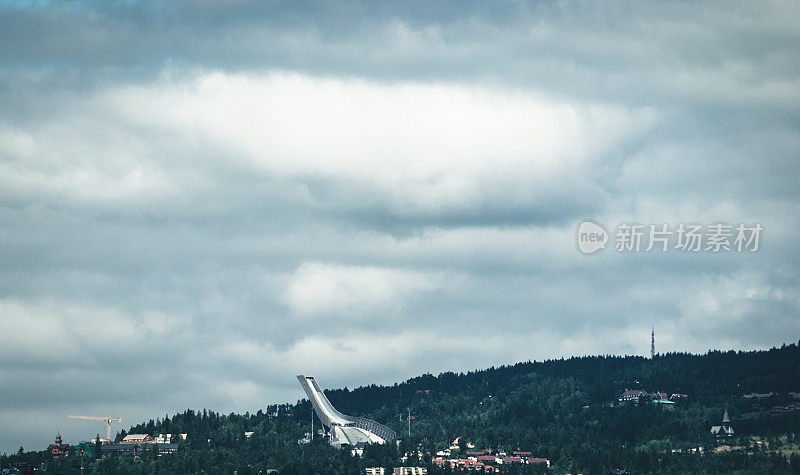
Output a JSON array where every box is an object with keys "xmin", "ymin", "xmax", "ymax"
[{"xmin": 711, "ymin": 408, "xmax": 734, "ymax": 436}]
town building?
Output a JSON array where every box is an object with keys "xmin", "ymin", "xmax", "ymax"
[
  {"xmin": 742, "ymin": 392, "xmax": 775, "ymax": 399},
  {"xmin": 530, "ymin": 457, "xmax": 551, "ymax": 466},
  {"xmin": 434, "ymin": 447, "xmax": 546, "ymax": 471},
  {"xmin": 618, "ymin": 390, "xmax": 649, "ymax": 403},
  {"xmin": 121, "ymin": 434, "xmax": 153, "ymax": 444},
  {"xmin": 351, "ymin": 441, "xmax": 369, "ymax": 457},
  {"xmin": 46, "ymin": 433, "xmax": 72, "ymax": 458},
  {"xmin": 75, "ymin": 440, "xmax": 98, "ymax": 457},
  {"xmin": 652, "ymin": 399, "xmax": 676, "ymax": 410},
  {"xmin": 393, "ymin": 468, "xmax": 427, "ymax": 475},
  {"xmin": 154, "ymin": 433, "xmax": 186, "ymax": 443},
  {"xmin": 619, "ymin": 389, "xmax": 688, "ymax": 405},
  {"xmin": 101, "ymin": 442, "xmax": 179, "ymax": 457}
]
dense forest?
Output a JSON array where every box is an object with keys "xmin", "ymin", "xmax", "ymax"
[{"xmin": 4, "ymin": 343, "xmax": 800, "ymax": 474}]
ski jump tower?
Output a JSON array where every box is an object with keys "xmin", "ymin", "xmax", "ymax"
[{"xmin": 296, "ymin": 375, "xmax": 396, "ymax": 447}]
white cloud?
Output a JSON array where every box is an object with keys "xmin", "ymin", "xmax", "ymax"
[
  {"xmin": 106, "ymin": 71, "xmax": 655, "ymax": 213},
  {"xmin": 0, "ymin": 121, "xmax": 175, "ymax": 206},
  {"xmin": 0, "ymin": 299, "xmax": 194, "ymax": 368},
  {"xmin": 0, "ymin": 128, "xmax": 37, "ymax": 158},
  {"xmin": 284, "ymin": 262, "xmax": 445, "ymax": 319}
]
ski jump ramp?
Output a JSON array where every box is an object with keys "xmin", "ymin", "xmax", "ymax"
[{"xmin": 297, "ymin": 375, "xmax": 396, "ymax": 446}]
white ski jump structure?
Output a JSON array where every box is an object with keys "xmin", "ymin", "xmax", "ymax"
[{"xmin": 297, "ymin": 375, "xmax": 396, "ymax": 447}]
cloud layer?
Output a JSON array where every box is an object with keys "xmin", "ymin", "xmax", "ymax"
[{"xmin": 0, "ymin": 0, "xmax": 799, "ymax": 453}]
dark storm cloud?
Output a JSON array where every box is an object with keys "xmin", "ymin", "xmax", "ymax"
[
  {"xmin": 1, "ymin": 0, "xmax": 799, "ymax": 454},
  {"xmin": 2, "ymin": 1, "xmax": 799, "ymax": 108}
]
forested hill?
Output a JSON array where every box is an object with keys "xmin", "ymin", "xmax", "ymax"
[
  {"xmin": 118, "ymin": 343, "xmax": 800, "ymax": 472},
  {"xmin": 325, "ymin": 342, "xmax": 800, "ymax": 416},
  {"xmin": 8, "ymin": 343, "xmax": 800, "ymax": 474}
]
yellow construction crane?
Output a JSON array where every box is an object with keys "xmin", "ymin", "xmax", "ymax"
[{"xmin": 67, "ymin": 415, "xmax": 124, "ymax": 441}]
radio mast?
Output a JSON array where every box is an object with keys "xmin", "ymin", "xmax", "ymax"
[{"xmin": 651, "ymin": 325, "xmax": 655, "ymax": 359}]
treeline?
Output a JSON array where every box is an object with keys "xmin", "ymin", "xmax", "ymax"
[{"xmin": 3, "ymin": 343, "xmax": 800, "ymax": 473}]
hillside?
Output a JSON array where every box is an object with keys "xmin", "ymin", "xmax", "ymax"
[{"xmin": 6, "ymin": 343, "xmax": 800, "ymax": 474}]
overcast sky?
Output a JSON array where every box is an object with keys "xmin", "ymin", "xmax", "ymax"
[{"xmin": 1, "ymin": 0, "xmax": 799, "ymax": 453}]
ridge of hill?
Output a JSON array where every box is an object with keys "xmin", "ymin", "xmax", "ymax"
[{"xmin": 7, "ymin": 342, "xmax": 800, "ymax": 473}]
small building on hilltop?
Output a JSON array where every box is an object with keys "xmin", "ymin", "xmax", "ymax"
[
  {"xmin": 121, "ymin": 433, "xmax": 153, "ymax": 444},
  {"xmin": 618, "ymin": 390, "xmax": 649, "ymax": 403}
]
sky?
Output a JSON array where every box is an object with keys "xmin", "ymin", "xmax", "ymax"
[{"xmin": 1, "ymin": 0, "xmax": 799, "ymax": 453}]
